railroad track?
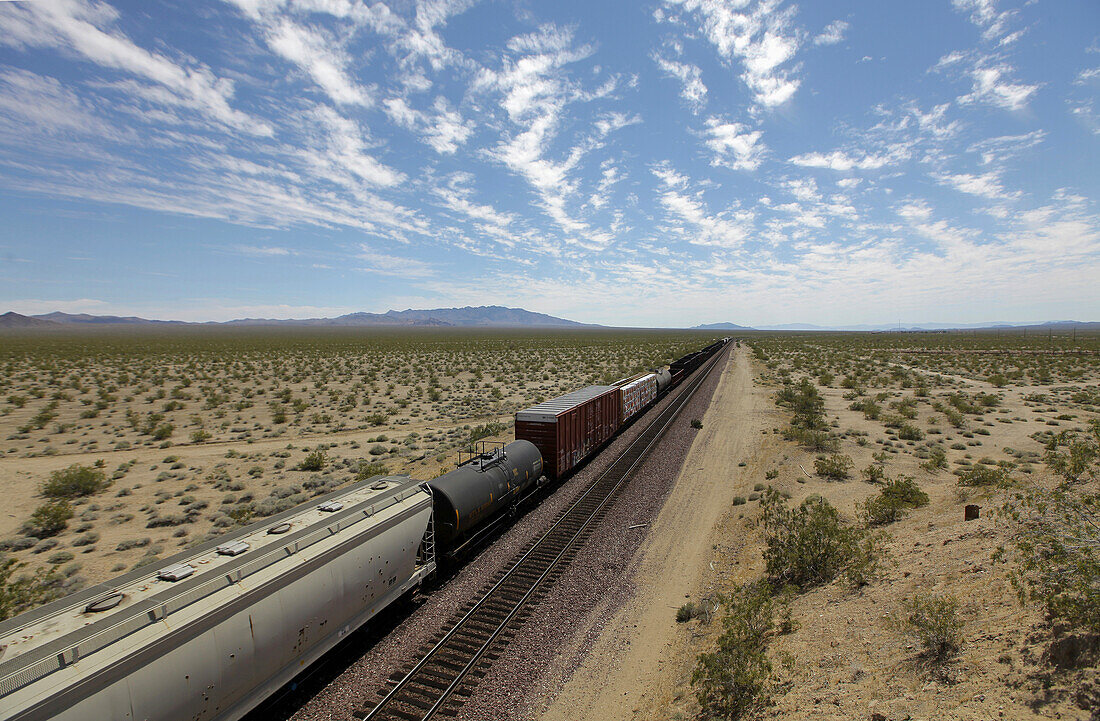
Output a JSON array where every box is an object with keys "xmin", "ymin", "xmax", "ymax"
[{"xmin": 358, "ymin": 344, "xmax": 729, "ymax": 721}]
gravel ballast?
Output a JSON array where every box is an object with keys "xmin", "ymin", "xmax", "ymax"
[{"xmin": 278, "ymin": 348, "xmax": 730, "ymax": 721}]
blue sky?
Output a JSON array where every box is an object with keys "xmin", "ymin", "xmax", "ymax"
[{"xmin": 0, "ymin": 0, "xmax": 1097, "ymax": 327}]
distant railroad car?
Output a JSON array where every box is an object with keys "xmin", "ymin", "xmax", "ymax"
[
  {"xmin": 515, "ymin": 386, "xmax": 620, "ymax": 479},
  {"xmin": 653, "ymin": 367, "xmax": 672, "ymax": 395},
  {"xmin": 616, "ymin": 372, "xmax": 658, "ymax": 424}
]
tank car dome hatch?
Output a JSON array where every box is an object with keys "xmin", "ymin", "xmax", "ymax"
[{"xmin": 84, "ymin": 594, "xmax": 125, "ymax": 614}]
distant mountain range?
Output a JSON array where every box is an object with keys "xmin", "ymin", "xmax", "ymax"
[
  {"xmin": 692, "ymin": 322, "xmax": 757, "ymax": 330},
  {"xmin": 1, "ymin": 306, "xmax": 596, "ymax": 329},
  {"xmin": 3, "ymin": 308, "xmax": 1097, "ymax": 332},
  {"xmin": 0, "ymin": 312, "xmax": 59, "ymax": 328},
  {"xmin": 221, "ymin": 306, "xmax": 596, "ymax": 328}
]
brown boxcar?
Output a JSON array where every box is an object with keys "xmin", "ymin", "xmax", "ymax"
[{"xmin": 515, "ymin": 385, "xmax": 620, "ymax": 479}]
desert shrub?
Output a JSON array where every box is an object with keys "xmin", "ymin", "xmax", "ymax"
[
  {"xmin": 467, "ymin": 422, "xmax": 507, "ymax": 447},
  {"xmin": 861, "ymin": 476, "xmax": 929, "ymax": 527},
  {"xmin": 71, "ymin": 531, "xmax": 99, "ymax": 547},
  {"xmin": 896, "ymin": 594, "xmax": 963, "ymax": 663},
  {"xmin": 956, "ymin": 465, "xmax": 1011, "ymax": 487},
  {"xmin": 920, "ymin": 446, "xmax": 948, "ymax": 472},
  {"xmin": 227, "ymin": 506, "xmax": 254, "ymax": 525},
  {"xmin": 776, "ymin": 378, "xmax": 826, "ymax": 432},
  {"xmin": 691, "ymin": 419, "xmax": 703, "ymax": 429},
  {"xmin": 692, "ymin": 583, "xmax": 777, "ymax": 720},
  {"xmin": 862, "ymin": 464, "xmax": 886, "ymax": 483},
  {"xmin": 27, "ymin": 501, "xmax": 74, "ymax": 538},
  {"xmin": 784, "ymin": 427, "xmax": 838, "ymax": 452},
  {"xmin": 893, "ymin": 397, "xmax": 918, "ymax": 419},
  {"xmin": 677, "ymin": 601, "xmax": 697, "ymax": 623},
  {"xmin": 999, "ymin": 421, "xmax": 1100, "ymax": 633},
  {"xmin": 146, "ymin": 514, "xmax": 188, "ymax": 528},
  {"xmin": 115, "ymin": 538, "xmax": 151, "ymax": 551},
  {"xmin": 814, "ymin": 454, "xmax": 853, "ymax": 480},
  {"xmin": 848, "ymin": 398, "xmax": 881, "ymax": 420},
  {"xmin": 297, "ymin": 448, "xmax": 327, "ymax": 471},
  {"xmin": 357, "ymin": 461, "xmax": 390, "ymax": 479},
  {"xmin": 41, "ymin": 464, "xmax": 110, "ymax": 499},
  {"xmin": 190, "ymin": 429, "xmax": 212, "ymax": 443},
  {"xmin": 47, "ymin": 551, "xmax": 74, "ymax": 565},
  {"xmin": 1043, "ymin": 421, "xmax": 1100, "ymax": 485},
  {"xmin": 897, "ymin": 423, "xmax": 924, "ymax": 441},
  {"xmin": 151, "ymin": 423, "xmax": 174, "ymax": 440},
  {"xmin": 760, "ymin": 489, "xmax": 885, "ymax": 589},
  {"xmin": 0, "ymin": 558, "xmax": 63, "ymax": 621}
]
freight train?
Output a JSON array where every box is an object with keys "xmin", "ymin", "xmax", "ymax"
[{"xmin": 0, "ymin": 338, "xmax": 728, "ymax": 721}]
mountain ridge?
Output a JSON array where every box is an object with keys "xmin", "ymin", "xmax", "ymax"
[
  {"xmin": 0, "ymin": 312, "xmax": 59, "ymax": 328},
  {"xmin": 692, "ymin": 321, "xmax": 757, "ymax": 330},
  {"xmin": 6, "ymin": 309, "xmax": 1098, "ymax": 332},
  {"xmin": 24, "ymin": 306, "xmax": 596, "ymax": 329}
]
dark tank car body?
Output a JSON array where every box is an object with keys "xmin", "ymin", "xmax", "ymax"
[{"xmin": 426, "ymin": 439, "xmax": 543, "ymax": 549}]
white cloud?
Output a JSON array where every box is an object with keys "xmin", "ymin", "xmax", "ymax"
[
  {"xmin": 357, "ymin": 246, "xmax": 436, "ymax": 278},
  {"xmin": 653, "ymin": 54, "xmax": 708, "ymax": 110},
  {"xmin": 235, "ymin": 245, "xmax": 296, "ymax": 256},
  {"xmin": 588, "ymin": 161, "xmax": 624, "ymax": 211},
  {"xmin": 814, "ymin": 20, "xmax": 848, "ymax": 46},
  {"xmin": 785, "ymin": 177, "xmax": 820, "ymax": 202},
  {"xmin": 661, "ymin": 0, "xmax": 803, "ymax": 109},
  {"xmin": 0, "ymin": 0, "xmax": 272, "ymax": 136},
  {"xmin": 703, "ymin": 117, "xmax": 765, "ymax": 171},
  {"xmin": 959, "ymin": 64, "xmax": 1038, "ymax": 110},
  {"xmin": 432, "ymin": 173, "xmax": 516, "ymax": 236},
  {"xmin": 652, "ymin": 163, "xmax": 690, "ymax": 189},
  {"xmin": 305, "ymin": 105, "xmax": 405, "ymax": 187},
  {"xmin": 935, "ymin": 171, "xmax": 1019, "ymax": 201},
  {"xmin": 383, "ymin": 96, "xmax": 473, "ymax": 154},
  {"xmin": 0, "ymin": 68, "xmax": 133, "ymax": 152},
  {"xmin": 952, "ymin": 0, "xmax": 1016, "ymax": 42},
  {"xmin": 265, "ymin": 17, "xmax": 372, "ymax": 106},
  {"xmin": 788, "ymin": 150, "xmax": 890, "ymax": 171},
  {"xmin": 474, "ymin": 24, "xmax": 620, "ymax": 250},
  {"xmin": 653, "ymin": 167, "xmax": 752, "ymax": 248},
  {"xmin": 966, "ymin": 130, "xmax": 1045, "ymax": 165},
  {"xmin": 909, "ymin": 102, "xmax": 960, "ymax": 140}
]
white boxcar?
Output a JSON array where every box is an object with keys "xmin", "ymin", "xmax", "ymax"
[
  {"xmin": 0, "ymin": 475, "xmax": 435, "ymax": 721},
  {"xmin": 619, "ymin": 373, "xmax": 658, "ymax": 423}
]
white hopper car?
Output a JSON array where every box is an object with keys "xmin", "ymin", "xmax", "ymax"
[{"xmin": 0, "ymin": 475, "xmax": 435, "ymax": 721}]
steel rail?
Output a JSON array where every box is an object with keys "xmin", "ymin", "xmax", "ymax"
[{"xmin": 360, "ymin": 342, "xmax": 729, "ymax": 721}]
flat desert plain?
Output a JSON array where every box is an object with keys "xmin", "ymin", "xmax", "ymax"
[{"xmin": 0, "ymin": 328, "xmax": 706, "ymax": 595}]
